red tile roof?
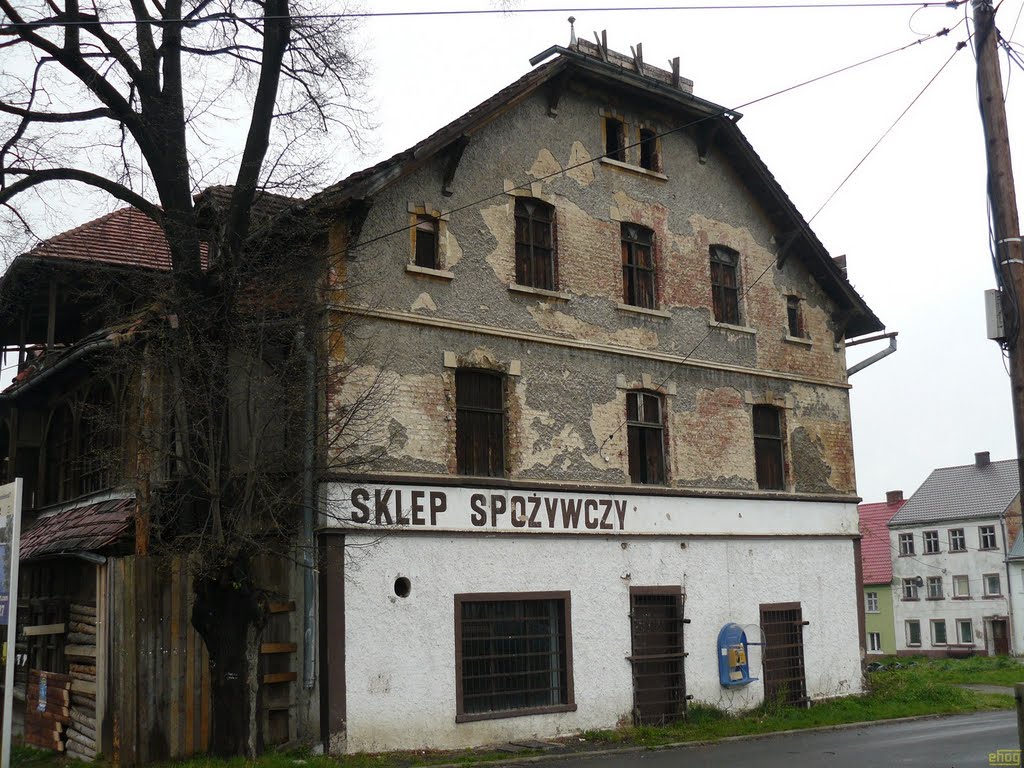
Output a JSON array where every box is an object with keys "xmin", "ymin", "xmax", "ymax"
[
  {"xmin": 858, "ymin": 497, "xmax": 905, "ymax": 584},
  {"xmin": 23, "ymin": 207, "xmax": 208, "ymax": 272},
  {"xmin": 20, "ymin": 497, "xmax": 135, "ymax": 560}
]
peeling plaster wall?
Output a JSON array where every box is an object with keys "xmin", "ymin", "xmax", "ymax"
[
  {"xmin": 330, "ymin": 81, "xmax": 859, "ymax": 496},
  {"xmin": 341, "ymin": 530, "xmax": 862, "ymax": 753}
]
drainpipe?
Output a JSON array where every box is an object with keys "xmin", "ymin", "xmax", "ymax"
[
  {"xmin": 846, "ymin": 332, "xmax": 898, "ymax": 377},
  {"xmin": 1001, "ymin": 512, "xmax": 1017, "ymax": 653},
  {"xmin": 0, "ymin": 338, "xmax": 117, "ymax": 401},
  {"xmin": 300, "ymin": 327, "xmax": 317, "ymax": 689}
]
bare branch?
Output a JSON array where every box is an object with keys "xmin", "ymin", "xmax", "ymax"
[{"xmin": 0, "ymin": 167, "xmax": 161, "ymax": 222}]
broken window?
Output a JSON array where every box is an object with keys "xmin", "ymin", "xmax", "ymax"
[
  {"xmin": 627, "ymin": 391, "xmax": 665, "ymax": 485},
  {"xmin": 514, "ymin": 198, "xmax": 555, "ymax": 291},
  {"xmin": 456, "ymin": 369, "xmax": 505, "ymax": 477},
  {"xmin": 639, "ymin": 128, "xmax": 659, "ymax": 171},
  {"xmin": 979, "ymin": 525, "xmax": 997, "ymax": 550},
  {"xmin": 605, "ymin": 116, "xmax": 625, "ymax": 161},
  {"xmin": 621, "ymin": 224, "xmax": 656, "ymax": 309},
  {"xmin": 414, "ymin": 214, "xmax": 439, "ymax": 269},
  {"xmin": 752, "ymin": 405, "xmax": 784, "ymax": 490},
  {"xmin": 710, "ymin": 246, "xmax": 741, "ymax": 325},
  {"xmin": 786, "ymin": 295, "xmax": 804, "ymax": 338}
]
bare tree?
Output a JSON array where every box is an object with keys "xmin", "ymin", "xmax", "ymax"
[{"xmin": 0, "ymin": 0, "xmax": 372, "ymax": 755}]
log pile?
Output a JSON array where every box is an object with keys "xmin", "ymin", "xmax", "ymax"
[
  {"xmin": 25, "ymin": 670, "xmax": 70, "ymax": 752},
  {"xmin": 65, "ymin": 603, "xmax": 98, "ymax": 762}
]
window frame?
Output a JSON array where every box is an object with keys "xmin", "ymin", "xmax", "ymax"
[
  {"xmin": 980, "ymin": 525, "xmax": 998, "ymax": 550},
  {"xmin": 865, "ymin": 591, "xmax": 879, "ymax": 613},
  {"xmin": 753, "ymin": 405, "xmax": 785, "ymax": 491},
  {"xmin": 902, "ymin": 578, "xmax": 919, "ymax": 600},
  {"xmin": 604, "ymin": 116, "xmax": 626, "ymax": 162},
  {"xmin": 931, "ymin": 619, "xmax": 947, "ymax": 646},
  {"xmin": 710, "ymin": 245, "xmax": 741, "ymax": 325},
  {"xmin": 926, "ymin": 576, "xmax": 943, "ymax": 600},
  {"xmin": 414, "ymin": 213, "xmax": 440, "ymax": 269},
  {"xmin": 957, "ymin": 618, "xmax": 974, "ymax": 645},
  {"xmin": 513, "ymin": 198, "xmax": 556, "ymax": 291},
  {"xmin": 455, "ymin": 369, "xmax": 506, "ymax": 478},
  {"xmin": 785, "ymin": 295, "xmax": 805, "ymax": 338},
  {"xmin": 952, "ymin": 574, "xmax": 971, "ymax": 598},
  {"xmin": 867, "ymin": 631, "xmax": 882, "ymax": 653},
  {"xmin": 905, "ymin": 620, "xmax": 922, "ymax": 647},
  {"xmin": 638, "ymin": 127, "xmax": 660, "ymax": 171},
  {"xmin": 898, "ymin": 533, "xmax": 915, "ymax": 556},
  {"xmin": 621, "ymin": 223, "xmax": 656, "ymax": 309},
  {"xmin": 453, "ymin": 591, "xmax": 576, "ymax": 723},
  {"xmin": 949, "ymin": 528, "xmax": 966, "ymax": 552},
  {"xmin": 984, "ymin": 573, "xmax": 1002, "ymax": 596},
  {"xmin": 626, "ymin": 391, "xmax": 666, "ymax": 485},
  {"xmin": 923, "ymin": 530, "xmax": 940, "ymax": 554}
]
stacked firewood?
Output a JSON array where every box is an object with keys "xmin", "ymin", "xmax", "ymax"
[
  {"xmin": 64, "ymin": 603, "xmax": 98, "ymax": 761},
  {"xmin": 25, "ymin": 670, "xmax": 70, "ymax": 752}
]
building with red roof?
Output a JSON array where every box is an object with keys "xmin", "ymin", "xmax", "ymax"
[{"xmin": 859, "ymin": 490, "xmax": 905, "ymax": 656}]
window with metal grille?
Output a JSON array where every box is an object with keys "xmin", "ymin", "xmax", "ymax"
[
  {"xmin": 605, "ymin": 116, "xmax": 625, "ymax": 161},
  {"xmin": 923, "ymin": 530, "xmax": 940, "ymax": 554},
  {"xmin": 638, "ymin": 128, "xmax": 659, "ymax": 171},
  {"xmin": 898, "ymin": 533, "xmax": 915, "ymax": 556},
  {"xmin": 514, "ymin": 198, "xmax": 555, "ymax": 290},
  {"xmin": 455, "ymin": 593, "xmax": 574, "ymax": 721},
  {"xmin": 44, "ymin": 403, "xmax": 75, "ymax": 505},
  {"xmin": 931, "ymin": 619, "xmax": 947, "ymax": 645},
  {"xmin": 627, "ymin": 391, "xmax": 665, "ymax": 484},
  {"xmin": 949, "ymin": 528, "xmax": 966, "ymax": 552},
  {"xmin": 79, "ymin": 384, "xmax": 119, "ymax": 495},
  {"xmin": 957, "ymin": 619, "xmax": 974, "ymax": 644},
  {"xmin": 621, "ymin": 224, "xmax": 655, "ymax": 309},
  {"xmin": 414, "ymin": 214, "xmax": 439, "ymax": 269},
  {"xmin": 865, "ymin": 592, "xmax": 878, "ymax": 613},
  {"xmin": 759, "ymin": 602, "xmax": 807, "ymax": 707},
  {"xmin": 456, "ymin": 370, "xmax": 505, "ymax": 477},
  {"xmin": 628, "ymin": 587, "xmax": 686, "ymax": 726},
  {"xmin": 710, "ymin": 246, "xmax": 741, "ymax": 325},
  {"xmin": 906, "ymin": 620, "xmax": 921, "ymax": 646},
  {"xmin": 980, "ymin": 525, "xmax": 998, "ymax": 550},
  {"xmin": 753, "ymin": 405, "xmax": 784, "ymax": 490},
  {"xmin": 786, "ymin": 296, "xmax": 804, "ymax": 338},
  {"xmin": 927, "ymin": 576, "xmax": 943, "ymax": 599}
]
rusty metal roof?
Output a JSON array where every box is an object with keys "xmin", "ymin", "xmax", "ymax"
[{"xmin": 20, "ymin": 497, "xmax": 135, "ymax": 560}]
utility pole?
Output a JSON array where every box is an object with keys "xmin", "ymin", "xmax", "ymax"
[{"xmin": 975, "ymin": 0, "xmax": 1024, "ymax": 498}]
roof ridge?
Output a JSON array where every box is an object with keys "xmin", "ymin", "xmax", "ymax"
[{"xmin": 26, "ymin": 207, "xmax": 148, "ymax": 256}]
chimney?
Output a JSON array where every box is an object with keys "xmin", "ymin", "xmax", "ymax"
[
  {"xmin": 886, "ymin": 490, "xmax": 904, "ymax": 505},
  {"xmin": 976, "ymin": 451, "xmax": 991, "ymax": 468},
  {"xmin": 833, "ymin": 254, "xmax": 847, "ymax": 277}
]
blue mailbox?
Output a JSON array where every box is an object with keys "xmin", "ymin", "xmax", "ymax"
[{"xmin": 718, "ymin": 622, "xmax": 757, "ymax": 687}]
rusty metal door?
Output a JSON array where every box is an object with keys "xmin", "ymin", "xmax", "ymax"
[
  {"xmin": 760, "ymin": 602, "xmax": 807, "ymax": 707},
  {"xmin": 628, "ymin": 587, "xmax": 687, "ymax": 725}
]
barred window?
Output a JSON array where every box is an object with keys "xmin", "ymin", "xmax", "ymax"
[
  {"xmin": 455, "ymin": 593, "xmax": 575, "ymax": 721},
  {"xmin": 514, "ymin": 198, "xmax": 555, "ymax": 291}
]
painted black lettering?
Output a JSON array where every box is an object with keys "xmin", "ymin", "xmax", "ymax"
[
  {"xmin": 411, "ymin": 490, "xmax": 426, "ymax": 525},
  {"xmin": 528, "ymin": 497, "xmax": 542, "ymax": 528},
  {"xmin": 374, "ymin": 489, "xmax": 393, "ymax": 525},
  {"xmin": 584, "ymin": 499, "xmax": 599, "ymax": 529},
  {"xmin": 395, "ymin": 490, "xmax": 410, "ymax": 525},
  {"xmin": 430, "ymin": 492, "xmax": 447, "ymax": 525},
  {"xmin": 491, "ymin": 495, "xmax": 507, "ymax": 527},
  {"xmin": 560, "ymin": 498, "xmax": 582, "ymax": 529},
  {"xmin": 615, "ymin": 500, "xmax": 627, "ymax": 530},
  {"xmin": 470, "ymin": 494, "xmax": 487, "ymax": 527},
  {"xmin": 351, "ymin": 488, "xmax": 370, "ymax": 524},
  {"xmin": 510, "ymin": 496, "xmax": 526, "ymax": 528},
  {"xmin": 545, "ymin": 498, "xmax": 559, "ymax": 527},
  {"xmin": 599, "ymin": 499, "xmax": 613, "ymax": 530}
]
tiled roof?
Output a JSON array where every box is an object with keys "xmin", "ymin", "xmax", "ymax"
[
  {"xmin": 23, "ymin": 207, "xmax": 208, "ymax": 272},
  {"xmin": 858, "ymin": 498, "xmax": 904, "ymax": 584},
  {"xmin": 889, "ymin": 458, "xmax": 1020, "ymax": 527},
  {"xmin": 20, "ymin": 497, "xmax": 135, "ymax": 561}
]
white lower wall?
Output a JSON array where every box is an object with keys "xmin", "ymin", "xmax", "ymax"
[{"xmin": 337, "ymin": 530, "xmax": 862, "ymax": 753}]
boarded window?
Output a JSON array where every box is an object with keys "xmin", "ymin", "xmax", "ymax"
[
  {"xmin": 753, "ymin": 405, "xmax": 784, "ymax": 490},
  {"xmin": 629, "ymin": 587, "xmax": 686, "ymax": 725},
  {"xmin": 455, "ymin": 593, "xmax": 573, "ymax": 721},
  {"xmin": 414, "ymin": 215, "xmax": 438, "ymax": 269},
  {"xmin": 786, "ymin": 296, "xmax": 804, "ymax": 338},
  {"xmin": 710, "ymin": 246, "xmax": 741, "ymax": 325},
  {"xmin": 605, "ymin": 116, "xmax": 625, "ymax": 161},
  {"xmin": 639, "ymin": 128, "xmax": 658, "ymax": 171},
  {"xmin": 514, "ymin": 198, "xmax": 555, "ymax": 291},
  {"xmin": 627, "ymin": 391, "xmax": 665, "ymax": 484},
  {"xmin": 621, "ymin": 224, "xmax": 655, "ymax": 309},
  {"xmin": 456, "ymin": 370, "xmax": 505, "ymax": 477}
]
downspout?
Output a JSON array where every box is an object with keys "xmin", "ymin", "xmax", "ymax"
[
  {"xmin": 1001, "ymin": 508, "xmax": 1017, "ymax": 653},
  {"xmin": 300, "ymin": 327, "xmax": 317, "ymax": 689},
  {"xmin": 0, "ymin": 338, "xmax": 117, "ymax": 401},
  {"xmin": 846, "ymin": 332, "xmax": 898, "ymax": 377}
]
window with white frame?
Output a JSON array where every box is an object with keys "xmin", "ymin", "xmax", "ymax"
[
  {"xmin": 867, "ymin": 632, "xmax": 882, "ymax": 653},
  {"xmin": 984, "ymin": 573, "xmax": 1002, "ymax": 596},
  {"xmin": 906, "ymin": 620, "xmax": 922, "ymax": 646},
  {"xmin": 931, "ymin": 619, "xmax": 947, "ymax": 645},
  {"xmin": 952, "ymin": 574, "xmax": 970, "ymax": 598},
  {"xmin": 949, "ymin": 528, "xmax": 966, "ymax": 552},
  {"xmin": 902, "ymin": 578, "xmax": 919, "ymax": 600},
  {"xmin": 865, "ymin": 592, "xmax": 879, "ymax": 613},
  {"xmin": 898, "ymin": 532, "xmax": 915, "ymax": 556},
  {"xmin": 957, "ymin": 618, "xmax": 974, "ymax": 644},
  {"xmin": 926, "ymin": 576, "xmax": 943, "ymax": 599},
  {"xmin": 980, "ymin": 525, "xmax": 998, "ymax": 550},
  {"xmin": 923, "ymin": 530, "xmax": 940, "ymax": 554}
]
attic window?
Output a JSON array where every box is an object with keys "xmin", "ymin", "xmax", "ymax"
[
  {"xmin": 605, "ymin": 117, "xmax": 625, "ymax": 161},
  {"xmin": 415, "ymin": 215, "xmax": 439, "ymax": 269},
  {"xmin": 639, "ymin": 128, "xmax": 659, "ymax": 171}
]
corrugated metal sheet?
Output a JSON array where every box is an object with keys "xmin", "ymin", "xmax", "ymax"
[{"xmin": 889, "ymin": 459, "xmax": 1020, "ymax": 527}]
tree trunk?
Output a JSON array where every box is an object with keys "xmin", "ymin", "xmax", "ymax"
[{"xmin": 192, "ymin": 555, "xmax": 268, "ymax": 757}]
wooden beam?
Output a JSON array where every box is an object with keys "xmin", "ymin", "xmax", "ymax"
[
  {"xmin": 260, "ymin": 642, "xmax": 298, "ymax": 655},
  {"xmin": 262, "ymin": 672, "xmax": 297, "ymax": 685},
  {"xmin": 268, "ymin": 600, "xmax": 296, "ymax": 614},
  {"xmin": 670, "ymin": 57, "xmax": 681, "ymax": 88},
  {"xmin": 630, "ymin": 43, "xmax": 644, "ymax": 76},
  {"xmin": 23, "ymin": 623, "xmax": 67, "ymax": 637},
  {"xmin": 544, "ymin": 71, "xmax": 570, "ymax": 117},
  {"xmin": 441, "ymin": 135, "xmax": 470, "ymax": 198}
]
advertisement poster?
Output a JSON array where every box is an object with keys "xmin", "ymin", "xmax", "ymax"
[{"xmin": 0, "ymin": 480, "xmax": 23, "ymax": 768}]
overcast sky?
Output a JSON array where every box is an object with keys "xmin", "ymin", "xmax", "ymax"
[{"xmin": 4, "ymin": 0, "xmax": 1023, "ymax": 504}]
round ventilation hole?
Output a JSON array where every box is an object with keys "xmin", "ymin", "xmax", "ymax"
[{"xmin": 394, "ymin": 576, "xmax": 412, "ymax": 598}]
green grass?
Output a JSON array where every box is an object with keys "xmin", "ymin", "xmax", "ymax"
[{"xmin": 10, "ymin": 657, "xmax": 1020, "ymax": 768}]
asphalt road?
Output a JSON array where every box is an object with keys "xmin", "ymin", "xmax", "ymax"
[{"xmin": 530, "ymin": 711, "xmax": 1018, "ymax": 768}]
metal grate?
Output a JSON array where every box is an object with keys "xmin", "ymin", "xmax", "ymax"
[
  {"xmin": 628, "ymin": 588, "xmax": 686, "ymax": 725},
  {"xmin": 760, "ymin": 602, "xmax": 807, "ymax": 707}
]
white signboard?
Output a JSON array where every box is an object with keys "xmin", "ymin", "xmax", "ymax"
[
  {"xmin": 0, "ymin": 480, "xmax": 22, "ymax": 768},
  {"xmin": 321, "ymin": 482, "xmax": 858, "ymax": 537}
]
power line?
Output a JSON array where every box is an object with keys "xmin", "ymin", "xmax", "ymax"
[{"xmin": 0, "ymin": 1, "xmax": 967, "ymax": 29}]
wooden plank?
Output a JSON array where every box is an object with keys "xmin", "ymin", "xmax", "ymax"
[
  {"xmin": 261, "ymin": 672, "xmax": 297, "ymax": 685},
  {"xmin": 72, "ymin": 679, "xmax": 97, "ymax": 696},
  {"xmin": 185, "ymin": 573, "xmax": 195, "ymax": 758},
  {"xmin": 268, "ymin": 601, "xmax": 296, "ymax": 614},
  {"xmin": 70, "ymin": 603, "xmax": 97, "ymax": 615},
  {"xmin": 122, "ymin": 557, "xmax": 138, "ymax": 766},
  {"xmin": 28, "ymin": 669, "xmax": 72, "ymax": 684},
  {"xmin": 64, "ymin": 645, "xmax": 97, "ymax": 659},
  {"xmin": 95, "ymin": 561, "xmax": 108, "ymax": 759},
  {"xmin": 169, "ymin": 557, "xmax": 182, "ymax": 757},
  {"xmin": 23, "ymin": 623, "xmax": 66, "ymax": 637},
  {"xmin": 260, "ymin": 642, "xmax": 298, "ymax": 655}
]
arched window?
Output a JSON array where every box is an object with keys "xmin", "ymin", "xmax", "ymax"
[
  {"xmin": 43, "ymin": 403, "xmax": 75, "ymax": 505},
  {"xmin": 79, "ymin": 383, "xmax": 119, "ymax": 495}
]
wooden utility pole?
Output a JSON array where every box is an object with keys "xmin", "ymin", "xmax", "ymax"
[{"xmin": 975, "ymin": 0, "xmax": 1024, "ymax": 496}]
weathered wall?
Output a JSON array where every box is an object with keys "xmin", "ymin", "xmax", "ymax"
[{"xmin": 339, "ymin": 525, "xmax": 862, "ymax": 753}]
